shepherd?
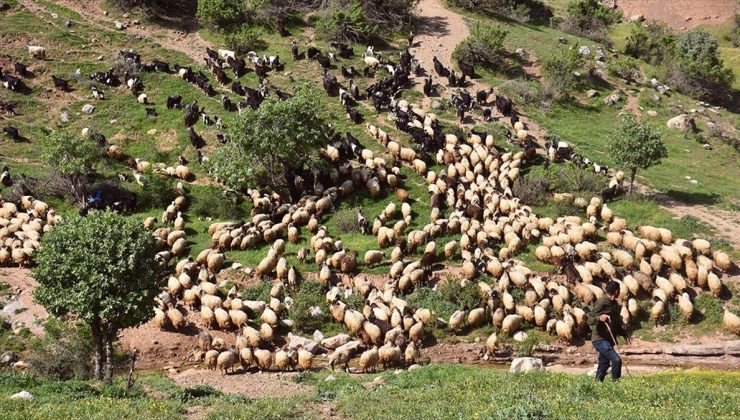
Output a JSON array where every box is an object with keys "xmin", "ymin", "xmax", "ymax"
[{"xmin": 588, "ymin": 281, "xmax": 631, "ymax": 382}]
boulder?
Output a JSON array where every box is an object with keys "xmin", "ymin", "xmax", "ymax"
[
  {"xmin": 321, "ymin": 333, "xmax": 352, "ymax": 350},
  {"xmin": 578, "ymin": 46, "xmax": 591, "ymax": 56},
  {"xmin": 313, "ymin": 330, "xmax": 324, "ymax": 343},
  {"xmin": 604, "ymin": 93, "xmax": 620, "ymax": 106},
  {"xmin": 287, "ymin": 332, "xmax": 321, "ymax": 354},
  {"xmin": 309, "ymin": 305, "xmax": 324, "ymax": 318},
  {"xmin": 509, "ymin": 357, "xmax": 544, "ymax": 373},
  {"xmin": 334, "ymin": 339, "xmax": 363, "ymax": 356},
  {"xmin": 1, "ymin": 351, "xmax": 18, "ymax": 365},
  {"xmin": 513, "ymin": 331, "xmax": 528, "ymax": 342},
  {"xmin": 630, "ymin": 14, "xmax": 644, "ymax": 22},
  {"xmin": 587, "ymin": 89, "xmax": 599, "ymax": 98},
  {"xmin": 81, "ymin": 104, "xmax": 95, "ymax": 114},
  {"xmin": 666, "ymin": 114, "xmax": 696, "ymax": 132},
  {"xmin": 114, "ymin": 21, "xmax": 125, "ymax": 30},
  {"xmin": 647, "ymin": 110, "xmax": 658, "ymax": 117},
  {"xmin": 10, "ymin": 391, "xmax": 33, "ymax": 400}
]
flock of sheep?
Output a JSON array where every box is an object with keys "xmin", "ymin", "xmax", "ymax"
[{"xmin": 1, "ymin": 27, "xmax": 739, "ymax": 377}]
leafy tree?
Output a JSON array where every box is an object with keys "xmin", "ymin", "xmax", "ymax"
[
  {"xmin": 316, "ymin": 1, "xmax": 376, "ymax": 42},
  {"xmin": 452, "ymin": 21, "xmax": 508, "ymax": 67},
  {"xmin": 561, "ymin": 0, "xmax": 620, "ymax": 42},
  {"xmin": 542, "ymin": 47, "xmax": 582, "ymax": 97},
  {"xmin": 608, "ymin": 56, "xmax": 641, "ymax": 81},
  {"xmin": 33, "ymin": 211, "xmax": 158, "ymax": 382},
  {"xmin": 607, "ymin": 115, "xmax": 667, "ymax": 194},
  {"xmin": 668, "ymin": 29, "xmax": 735, "ymax": 101},
  {"xmin": 206, "ymin": 88, "xmax": 330, "ymax": 197},
  {"xmin": 42, "ymin": 132, "xmax": 102, "ymax": 177}
]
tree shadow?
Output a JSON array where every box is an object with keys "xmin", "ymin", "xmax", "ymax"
[
  {"xmin": 412, "ymin": 15, "xmax": 452, "ymax": 38},
  {"xmin": 664, "ymin": 190, "xmax": 722, "ymax": 206}
]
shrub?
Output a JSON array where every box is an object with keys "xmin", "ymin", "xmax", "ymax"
[
  {"xmin": 197, "ymin": 0, "xmax": 244, "ymax": 29},
  {"xmin": 34, "ymin": 380, "xmax": 99, "ymax": 399},
  {"xmin": 407, "ymin": 287, "xmax": 457, "ymax": 321},
  {"xmin": 42, "ymin": 132, "xmax": 102, "ymax": 177},
  {"xmin": 452, "ymin": 21, "xmax": 508, "ymax": 67},
  {"xmin": 499, "ymin": 79, "xmax": 550, "ymax": 107},
  {"xmin": 315, "ymin": 1, "xmax": 376, "ymax": 42},
  {"xmin": 541, "ymin": 47, "xmax": 582, "ymax": 97},
  {"xmin": 512, "ymin": 176, "xmax": 550, "ymax": 206},
  {"xmin": 545, "ymin": 163, "xmax": 607, "ymax": 197},
  {"xmin": 27, "ymin": 318, "xmax": 95, "ymax": 380},
  {"xmin": 560, "ymin": 0, "xmax": 620, "ymax": 43},
  {"xmin": 607, "ymin": 115, "xmax": 667, "ymax": 194},
  {"xmin": 726, "ymin": 14, "xmax": 740, "ymax": 48},
  {"xmin": 668, "ymin": 29, "xmax": 735, "ymax": 102},
  {"xmin": 289, "ymin": 281, "xmax": 330, "ymax": 332},
  {"xmin": 224, "ymin": 26, "xmax": 266, "ymax": 54},
  {"xmin": 608, "ymin": 55, "xmax": 641, "ymax": 81},
  {"xmin": 190, "ymin": 186, "xmax": 245, "ymax": 220},
  {"xmin": 241, "ymin": 279, "xmax": 273, "ymax": 301},
  {"xmin": 177, "ymin": 385, "xmax": 223, "ymax": 402},
  {"xmin": 514, "ymin": 331, "xmax": 541, "ymax": 357},
  {"xmin": 136, "ymin": 174, "xmax": 178, "ymax": 211},
  {"xmin": 335, "ymin": 208, "xmax": 359, "ymax": 234},
  {"xmin": 447, "ymin": 0, "xmax": 552, "ymax": 23},
  {"xmin": 437, "ymin": 279, "xmax": 484, "ymax": 312},
  {"xmin": 624, "ymin": 21, "xmax": 674, "ymax": 64}
]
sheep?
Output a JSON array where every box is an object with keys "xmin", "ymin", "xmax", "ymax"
[
  {"xmin": 198, "ymin": 332, "xmax": 213, "ymax": 352},
  {"xmin": 378, "ymin": 344, "xmax": 402, "ymax": 369},
  {"xmin": 166, "ymin": 308, "xmax": 185, "ymax": 330},
  {"xmin": 358, "ymin": 346, "xmax": 380, "ymax": 373},
  {"xmin": 27, "ymin": 45, "xmax": 46, "ymax": 59},
  {"xmin": 254, "ymin": 349, "xmax": 273, "ymax": 371},
  {"xmin": 724, "ymin": 308, "xmax": 740, "ymax": 335},
  {"xmin": 677, "ymin": 293, "xmax": 694, "ymax": 321},
  {"xmin": 204, "ymin": 350, "xmax": 219, "ymax": 370},
  {"xmin": 217, "ymin": 348, "xmax": 238, "ymax": 375},
  {"xmin": 501, "ymin": 314, "xmax": 523, "ymax": 335},
  {"xmin": 328, "ymin": 350, "xmax": 350, "ymax": 372},
  {"xmin": 364, "ymin": 250, "xmax": 384, "ymax": 267}
]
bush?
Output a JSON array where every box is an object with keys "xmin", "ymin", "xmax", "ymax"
[
  {"xmin": 224, "ymin": 26, "xmax": 266, "ymax": 55},
  {"xmin": 289, "ymin": 281, "xmax": 330, "ymax": 333},
  {"xmin": 499, "ymin": 80, "xmax": 550, "ymax": 107},
  {"xmin": 545, "ymin": 163, "xmax": 607, "ymax": 197},
  {"xmin": 136, "ymin": 174, "xmax": 178, "ymax": 211},
  {"xmin": 27, "ymin": 318, "xmax": 95, "ymax": 380},
  {"xmin": 437, "ymin": 279, "xmax": 484, "ymax": 312},
  {"xmin": 197, "ymin": 0, "xmax": 244, "ymax": 29},
  {"xmin": 447, "ymin": 0, "xmax": 553, "ymax": 23},
  {"xmin": 668, "ymin": 29, "xmax": 735, "ymax": 102},
  {"xmin": 512, "ymin": 176, "xmax": 550, "ymax": 206},
  {"xmin": 241, "ymin": 279, "xmax": 273, "ymax": 301},
  {"xmin": 607, "ymin": 115, "xmax": 667, "ymax": 194},
  {"xmin": 726, "ymin": 14, "xmax": 740, "ymax": 47},
  {"xmin": 407, "ymin": 287, "xmax": 457, "ymax": 321},
  {"xmin": 177, "ymin": 385, "xmax": 223, "ymax": 402},
  {"xmin": 34, "ymin": 380, "xmax": 99, "ymax": 399},
  {"xmin": 190, "ymin": 186, "xmax": 245, "ymax": 220},
  {"xmin": 624, "ymin": 21, "xmax": 673, "ymax": 64},
  {"xmin": 452, "ymin": 21, "xmax": 508, "ymax": 67},
  {"xmin": 608, "ymin": 56, "xmax": 641, "ymax": 81},
  {"xmin": 560, "ymin": 0, "xmax": 620, "ymax": 43},
  {"xmin": 315, "ymin": 1, "xmax": 376, "ymax": 42},
  {"xmin": 541, "ymin": 47, "xmax": 582, "ymax": 97},
  {"xmin": 335, "ymin": 208, "xmax": 359, "ymax": 233}
]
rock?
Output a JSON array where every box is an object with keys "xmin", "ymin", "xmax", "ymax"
[
  {"xmin": 321, "ymin": 333, "xmax": 352, "ymax": 350},
  {"xmin": 279, "ymin": 319, "xmax": 294, "ymax": 328},
  {"xmin": 509, "ymin": 357, "xmax": 544, "ymax": 374},
  {"xmin": 647, "ymin": 110, "xmax": 658, "ymax": 117},
  {"xmin": 0, "ymin": 351, "xmax": 18, "ymax": 366},
  {"xmin": 123, "ymin": 13, "xmax": 130, "ymax": 18},
  {"xmin": 12, "ymin": 361, "xmax": 29, "ymax": 370},
  {"xmin": 513, "ymin": 331, "xmax": 528, "ymax": 342},
  {"xmin": 558, "ymin": 37, "xmax": 568, "ymax": 44},
  {"xmin": 283, "ymin": 296, "xmax": 294, "ymax": 309},
  {"xmin": 604, "ymin": 93, "xmax": 620, "ymax": 106},
  {"xmin": 665, "ymin": 344, "xmax": 724, "ymax": 356},
  {"xmin": 586, "ymin": 364, "xmax": 598, "ymax": 376},
  {"xmin": 666, "ymin": 114, "xmax": 696, "ymax": 132},
  {"xmin": 325, "ymin": 375, "xmax": 337, "ymax": 382},
  {"xmin": 82, "ymin": 104, "xmax": 95, "ymax": 114},
  {"xmin": 168, "ymin": 368, "xmax": 179, "ymax": 375},
  {"xmin": 408, "ymin": 364, "xmax": 422, "ymax": 371},
  {"xmin": 60, "ymin": 111, "xmax": 70, "ymax": 123},
  {"xmin": 313, "ymin": 330, "xmax": 324, "ymax": 343},
  {"xmin": 114, "ymin": 21, "xmax": 125, "ymax": 30},
  {"xmin": 10, "ymin": 391, "xmax": 33, "ymax": 400},
  {"xmin": 309, "ymin": 305, "xmax": 324, "ymax": 318},
  {"xmin": 287, "ymin": 332, "xmax": 321, "ymax": 354},
  {"xmin": 436, "ymin": 317, "xmax": 447, "ymax": 328},
  {"xmin": 243, "ymin": 300, "xmax": 266, "ymax": 313},
  {"xmin": 630, "ymin": 14, "xmax": 644, "ymax": 22},
  {"xmin": 51, "ymin": 12, "xmax": 58, "ymax": 19},
  {"xmin": 431, "ymin": 100, "xmax": 442, "ymax": 110},
  {"xmin": 147, "ymin": 128, "xmax": 157, "ymax": 135},
  {"xmin": 578, "ymin": 46, "xmax": 591, "ymax": 56},
  {"xmin": 97, "ymin": 55, "xmax": 104, "ymax": 61},
  {"xmin": 103, "ymin": 10, "xmax": 108, "ymax": 16},
  {"xmin": 515, "ymin": 48, "xmax": 527, "ymax": 59},
  {"xmin": 587, "ymin": 89, "xmax": 599, "ymax": 98}
]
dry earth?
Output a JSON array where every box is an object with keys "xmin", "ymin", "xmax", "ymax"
[{"xmin": 616, "ymin": 0, "xmax": 738, "ymax": 30}]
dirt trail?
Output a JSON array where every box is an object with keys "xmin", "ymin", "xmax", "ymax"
[
  {"xmin": 0, "ymin": 268, "xmax": 48, "ymax": 335},
  {"xmin": 652, "ymin": 192, "xmax": 740, "ymax": 249},
  {"xmin": 19, "ymin": 0, "xmax": 213, "ymax": 62},
  {"xmin": 616, "ymin": 0, "xmax": 737, "ymax": 30}
]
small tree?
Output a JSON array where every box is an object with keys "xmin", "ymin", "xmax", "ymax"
[
  {"xmin": 607, "ymin": 115, "xmax": 667, "ymax": 194},
  {"xmin": 561, "ymin": 0, "xmax": 620, "ymax": 41},
  {"xmin": 33, "ymin": 210, "xmax": 158, "ymax": 382},
  {"xmin": 196, "ymin": 0, "xmax": 244, "ymax": 29},
  {"xmin": 206, "ymin": 88, "xmax": 330, "ymax": 197},
  {"xmin": 542, "ymin": 47, "xmax": 582, "ymax": 98},
  {"xmin": 41, "ymin": 132, "xmax": 103, "ymax": 203}
]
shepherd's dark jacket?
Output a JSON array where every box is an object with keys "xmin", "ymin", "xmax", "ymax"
[{"xmin": 588, "ymin": 296, "xmax": 629, "ymax": 344}]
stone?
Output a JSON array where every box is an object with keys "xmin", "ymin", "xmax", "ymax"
[
  {"xmin": 587, "ymin": 89, "xmax": 599, "ymax": 98},
  {"xmin": 629, "ymin": 14, "xmax": 644, "ymax": 22},
  {"xmin": 509, "ymin": 357, "xmax": 544, "ymax": 374},
  {"xmin": 147, "ymin": 128, "xmax": 157, "ymax": 135},
  {"xmin": 604, "ymin": 93, "xmax": 620, "ymax": 106},
  {"xmin": 334, "ymin": 340, "xmax": 363, "ymax": 355},
  {"xmin": 325, "ymin": 375, "xmax": 337, "ymax": 382},
  {"xmin": 665, "ymin": 344, "xmax": 724, "ymax": 356},
  {"xmin": 513, "ymin": 331, "xmax": 528, "ymax": 342},
  {"xmin": 10, "ymin": 391, "xmax": 33, "ymax": 400},
  {"xmin": 666, "ymin": 114, "xmax": 696, "ymax": 132},
  {"xmin": 0, "ymin": 351, "xmax": 18, "ymax": 366},
  {"xmin": 647, "ymin": 110, "xmax": 658, "ymax": 117},
  {"xmin": 309, "ymin": 305, "xmax": 324, "ymax": 318},
  {"xmin": 408, "ymin": 364, "xmax": 422, "ymax": 371},
  {"xmin": 436, "ymin": 317, "xmax": 447, "ymax": 328},
  {"xmin": 97, "ymin": 55, "xmax": 104, "ymax": 60},
  {"xmin": 321, "ymin": 333, "xmax": 352, "ymax": 350},
  {"xmin": 114, "ymin": 21, "xmax": 125, "ymax": 30},
  {"xmin": 123, "ymin": 13, "xmax": 130, "ymax": 18},
  {"xmin": 12, "ymin": 361, "xmax": 29, "ymax": 370},
  {"xmin": 431, "ymin": 100, "xmax": 442, "ymax": 110},
  {"xmin": 578, "ymin": 46, "xmax": 591, "ymax": 56},
  {"xmin": 82, "ymin": 104, "xmax": 95, "ymax": 114},
  {"xmin": 586, "ymin": 364, "xmax": 598, "ymax": 376},
  {"xmin": 60, "ymin": 111, "xmax": 70, "ymax": 123},
  {"xmin": 313, "ymin": 329, "xmax": 324, "ymax": 343},
  {"xmin": 515, "ymin": 48, "xmax": 527, "ymax": 59},
  {"xmin": 287, "ymin": 332, "xmax": 321, "ymax": 354}
]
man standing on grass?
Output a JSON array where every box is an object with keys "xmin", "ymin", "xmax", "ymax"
[{"xmin": 588, "ymin": 281, "xmax": 631, "ymax": 382}]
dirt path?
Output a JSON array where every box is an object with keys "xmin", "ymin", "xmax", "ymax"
[
  {"xmin": 19, "ymin": 0, "xmax": 213, "ymax": 62},
  {"xmin": 616, "ymin": 0, "xmax": 737, "ymax": 30},
  {"xmin": 0, "ymin": 268, "xmax": 48, "ymax": 335},
  {"xmin": 653, "ymin": 192, "xmax": 740, "ymax": 249}
]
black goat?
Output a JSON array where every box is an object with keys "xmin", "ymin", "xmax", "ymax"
[
  {"xmin": 0, "ymin": 166, "xmax": 11, "ymax": 187},
  {"xmin": 167, "ymin": 95, "xmax": 182, "ymax": 109},
  {"xmin": 2, "ymin": 75, "xmax": 23, "ymax": 91},
  {"xmin": 13, "ymin": 62, "xmax": 28, "ymax": 76},
  {"xmin": 307, "ymin": 47, "xmax": 321, "ymax": 60},
  {"xmin": 423, "ymin": 75, "xmax": 433, "ymax": 96},
  {"xmin": 458, "ymin": 60, "xmax": 475, "ymax": 78},
  {"xmin": 51, "ymin": 75, "xmax": 70, "ymax": 91},
  {"xmin": 188, "ymin": 127, "xmax": 205, "ymax": 149},
  {"xmin": 494, "ymin": 95, "xmax": 513, "ymax": 117},
  {"xmin": 317, "ymin": 54, "xmax": 331, "ymax": 69},
  {"xmin": 146, "ymin": 108, "xmax": 158, "ymax": 118},
  {"xmin": 346, "ymin": 105, "xmax": 362, "ymax": 124},
  {"xmin": 152, "ymin": 59, "xmax": 171, "ymax": 73},
  {"xmin": 3, "ymin": 126, "xmax": 20, "ymax": 141}
]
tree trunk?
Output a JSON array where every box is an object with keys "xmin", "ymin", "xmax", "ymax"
[
  {"xmin": 629, "ymin": 168, "xmax": 637, "ymax": 195},
  {"xmin": 91, "ymin": 320, "xmax": 104, "ymax": 381},
  {"xmin": 103, "ymin": 328, "xmax": 116, "ymax": 383}
]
